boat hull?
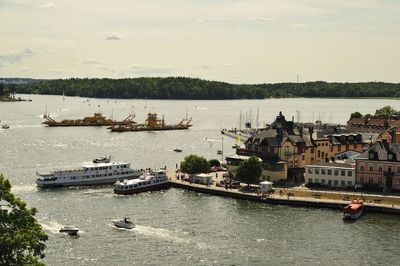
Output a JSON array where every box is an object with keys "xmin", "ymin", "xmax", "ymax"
[
  {"xmin": 36, "ymin": 175, "xmax": 141, "ymax": 188},
  {"xmin": 111, "ymin": 126, "xmax": 192, "ymax": 132},
  {"xmin": 343, "ymin": 210, "xmax": 363, "ymax": 220},
  {"xmin": 114, "ymin": 182, "xmax": 170, "ymax": 195}
]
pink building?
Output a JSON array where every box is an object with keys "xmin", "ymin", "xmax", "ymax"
[{"xmin": 355, "ymin": 141, "xmax": 400, "ymax": 191}]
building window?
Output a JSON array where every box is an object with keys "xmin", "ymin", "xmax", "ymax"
[
  {"xmin": 311, "ymin": 158, "xmax": 314, "ymax": 162},
  {"xmin": 308, "ymin": 168, "xmax": 313, "ymax": 174},
  {"xmin": 368, "ymin": 164, "xmax": 374, "ymax": 171},
  {"xmin": 338, "ymin": 145, "xmax": 342, "ymax": 152},
  {"xmin": 347, "ymin": 171, "xmax": 352, "ymax": 177},
  {"xmin": 397, "ymin": 166, "xmax": 400, "ymax": 173},
  {"xmin": 321, "ymin": 152, "xmax": 325, "ymax": 158},
  {"xmin": 321, "ymin": 179, "xmax": 326, "ymax": 184},
  {"xmin": 341, "ymin": 170, "xmax": 345, "ymax": 176},
  {"xmin": 353, "ymin": 144, "xmax": 358, "ymax": 149},
  {"xmin": 378, "ymin": 177, "xmax": 383, "ymax": 184},
  {"xmin": 315, "ymin": 178, "xmax": 320, "ymax": 183},
  {"xmin": 311, "ymin": 147, "xmax": 314, "ymax": 153},
  {"xmin": 321, "ymin": 169, "xmax": 326, "ymax": 175},
  {"xmin": 334, "ymin": 170, "xmax": 338, "ymax": 176},
  {"xmin": 347, "ymin": 181, "xmax": 352, "ymax": 186},
  {"xmin": 318, "ymin": 150, "xmax": 321, "ymax": 158},
  {"xmin": 327, "ymin": 169, "xmax": 332, "ymax": 175},
  {"xmin": 334, "ymin": 180, "xmax": 339, "ymax": 186},
  {"xmin": 378, "ymin": 164, "xmax": 383, "ymax": 172},
  {"xmin": 328, "ymin": 180, "xmax": 332, "ymax": 186},
  {"xmin": 302, "ymin": 155, "xmax": 305, "ymax": 161},
  {"xmin": 369, "ymin": 177, "xmax": 373, "ymax": 183},
  {"xmin": 359, "ymin": 164, "xmax": 365, "ymax": 171},
  {"xmin": 308, "ymin": 178, "xmax": 313, "ymax": 183},
  {"xmin": 341, "ymin": 180, "xmax": 346, "ymax": 187},
  {"xmin": 388, "ymin": 154, "xmax": 393, "ymax": 160},
  {"xmin": 315, "ymin": 168, "xmax": 320, "ymax": 174}
]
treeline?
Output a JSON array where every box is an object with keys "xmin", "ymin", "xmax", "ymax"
[{"xmin": 8, "ymin": 77, "xmax": 400, "ymax": 99}]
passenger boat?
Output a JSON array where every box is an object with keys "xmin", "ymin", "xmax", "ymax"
[
  {"xmin": 112, "ymin": 217, "xmax": 135, "ymax": 229},
  {"xmin": 42, "ymin": 112, "xmax": 136, "ymax": 127},
  {"xmin": 113, "ymin": 169, "xmax": 169, "ymax": 195},
  {"xmin": 36, "ymin": 157, "xmax": 143, "ymax": 188},
  {"xmin": 59, "ymin": 226, "xmax": 79, "ymax": 236},
  {"xmin": 343, "ymin": 199, "xmax": 364, "ymax": 220},
  {"xmin": 109, "ymin": 112, "xmax": 192, "ymax": 132}
]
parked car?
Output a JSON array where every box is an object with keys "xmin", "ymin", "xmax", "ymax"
[{"xmin": 216, "ymin": 179, "xmax": 241, "ymax": 189}]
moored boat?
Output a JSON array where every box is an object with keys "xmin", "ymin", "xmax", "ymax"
[
  {"xmin": 110, "ymin": 112, "xmax": 192, "ymax": 132},
  {"xmin": 113, "ymin": 169, "xmax": 169, "ymax": 195},
  {"xmin": 36, "ymin": 157, "xmax": 143, "ymax": 188},
  {"xmin": 343, "ymin": 199, "xmax": 364, "ymax": 220},
  {"xmin": 112, "ymin": 217, "xmax": 135, "ymax": 229},
  {"xmin": 42, "ymin": 112, "xmax": 136, "ymax": 127}
]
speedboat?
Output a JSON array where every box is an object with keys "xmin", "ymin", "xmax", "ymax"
[
  {"xmin": 112, "ymin": 217, "xmax": 135, "ymax": 229},
  {"xmin": 173, "ymin": 148, "xmax": 182, "ymax": 152},
  {"xmin": 1, "ymin": 124, "xmax": 9, "ymax": 129},
  {"xmin": 343, "ymin": 199, "xmax": 364, "ymax": 220},
  {"xmin": 59, "ymin": 225, "xmax": 79, "ymax": 236}
]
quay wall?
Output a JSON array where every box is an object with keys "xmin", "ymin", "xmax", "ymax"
[{"xmin": 168, "ymin": 181, "xmax": 400, "ymax": 215}]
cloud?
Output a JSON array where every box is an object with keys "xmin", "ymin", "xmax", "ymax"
[
  {"xmin": 129, "ymin": 64, "xmax": 173, "ymax": 76},
  {"xmin": 39, "ymin": 2, "xmax": 56, "ymax": 9},
  {"xmin": 80, "ymin": 59, "xmax": 107, "ymax": 65},
  {"xmin": 0, "ymin": 48, "xmax": 34, "ymax": 67},
  {"xmin": 104, "ymin": 33, "xmax": 122, "ymax": 40},
  {"xmin": 250, "ymin": 17, "xmax": 275, "ymax": 22},
  {"xmin": 292, "ymin": 23, "xmax": 307, "ymax": 28}
]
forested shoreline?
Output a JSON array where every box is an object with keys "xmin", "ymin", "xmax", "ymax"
[{"xmin": 2, "ymin": 77, "xmax": 400, "ymax": 99}]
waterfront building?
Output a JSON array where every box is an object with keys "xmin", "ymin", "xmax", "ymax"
[
  {"xmin": 237, "ymin": 112, "xmax": 366, "ymax": 181},
  {"xmin": 305, "ymin": 161, "xmax": 355, "ymax": 188},
  {"xmin": 355, "ymin": 140, "xmax": 400, "ymax": 191},
  {"xmin": 347, "ymin": 117, "xmax": 400, "ymax": 143},
  {"xmin": 225, "ymin": 154, "xmax": 287, "ymax": 182}
]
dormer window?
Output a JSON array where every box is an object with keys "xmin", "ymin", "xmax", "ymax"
[
  {"xmin": 369, "ymin": 153, "xmax": 374, "ymax": 160},
  {"xmin": 388, "ymin": 154, "xmax": 393, "ymax": 160}
]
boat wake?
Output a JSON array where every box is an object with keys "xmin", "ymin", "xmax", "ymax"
[
  {"xmin": 133, "ymin": 225, "xmax": 210, "ymax": 249},
  {"xmin": 133, "ymin": 225, "xmax": 191, "ymax": 244},
  {"xmin": 41, "ymin": 220, "xmax": 84, "ymax": 234},
  {"xmin": 40, "ymin": 221, "xmax": 65, "ymax": 234}
]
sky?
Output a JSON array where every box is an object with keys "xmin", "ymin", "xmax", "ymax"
[{"xmin": 0, "ymin": 0, "xmax": 399, "ymax": 83}]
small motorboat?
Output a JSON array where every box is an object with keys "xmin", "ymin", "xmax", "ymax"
[
  {"xmin": 59, "ymin": 225, "xmax": 79, "ymax": 236},
  {"xmin": 112, "ymin": 217, "xmax": 135, "ymax": 229},
  {"xmin": 217, "ymin": 150, "xmax": 222, "ymax": 155},
  {"xmin": 173, "ymin": 148, "xmax": 182, "ymax": 152},
  {"xmin": 343, "ymin": 199, "xmax": 364, "ymax": 220},
  {"xmin": 1, "ymin": 124, "xmax": 10, "ymax": 129}
]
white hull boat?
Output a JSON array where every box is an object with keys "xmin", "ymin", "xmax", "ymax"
[
  {"xmin": 36, "ymin": 157, "xmax": 143, "ymax": 188},
  {"xmin": 112, "ymin": 218, "xmax": 135, "ymax": 229}
]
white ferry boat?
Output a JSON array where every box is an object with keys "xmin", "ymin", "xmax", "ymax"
[
  {"xmin": 113, "ymin": 169, "xmax": 169, "ymax": 195},
  {"xmin": 36, "ymin": 157, "xmax": 143, "ymax": 188}
]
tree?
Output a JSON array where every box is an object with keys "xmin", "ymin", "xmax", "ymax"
[
  {"xmin": 0, "ymin": 175, "xmax": 48, "ymax": 266},
  {"xmin": 235, "ymin": 156, "xmax": 262, "ymax": 187},
  {"xmin": 349, "ymin": 111, "xmax": 363, "ymax": 120},
  {"xmin": 208, "ymin": 159, "xmax": 220, "ymax": 167},
  {"xmin": 180, "ymin": 155, "xmax": 211, "ymax": 174},
  {"xmin": 375, "ymin": 106, "xmax": 398, "ymax": 117}
]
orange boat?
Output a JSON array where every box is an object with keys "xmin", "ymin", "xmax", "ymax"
[{"xmin": 343, "ymin": 199, "xmax": 364, "ymax": 220}]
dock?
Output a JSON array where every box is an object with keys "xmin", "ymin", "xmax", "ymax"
[{"xmin": 165, "ymin": 169, "xmax": 400, "ymax": 215}]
